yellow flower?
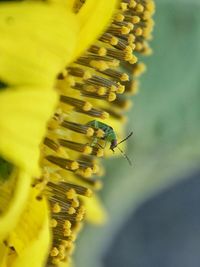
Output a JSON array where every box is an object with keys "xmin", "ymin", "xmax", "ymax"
[{"xmin": 0, "ymin": 0, "xmax": 155, "ymax": 267}]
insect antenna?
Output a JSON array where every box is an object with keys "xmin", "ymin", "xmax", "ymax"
[
  {"xmin": 117, "ymin": 131, "xmax": 133, "ymax": 146},
  {"xmin": 116, "ymin": 146, "xmax": 132, "ymax": 166}
]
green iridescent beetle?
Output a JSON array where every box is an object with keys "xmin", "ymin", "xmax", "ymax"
[{"xmin": 87, "ymin": 120, "xmax": 133, "ymax": 165}]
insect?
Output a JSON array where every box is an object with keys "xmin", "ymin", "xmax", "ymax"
[{"xmin": 87, "ymin": 120, "xmax": 133, "ymax": 165}]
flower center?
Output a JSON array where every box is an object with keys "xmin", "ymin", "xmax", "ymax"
[{"xmin": 38, "ymin": 0, "xmax": 155, "ymax": 265}]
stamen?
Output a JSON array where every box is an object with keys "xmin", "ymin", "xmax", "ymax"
[
  {"xmin": 46, "ymin": 155, "xmax": 79, "ymax": 171},
  {"xmin": 36, "ymin": 1, "xmax": 155, "ymax": 265}
]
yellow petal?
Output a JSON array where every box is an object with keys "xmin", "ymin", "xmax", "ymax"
[
  {"xmin": 0, "ymin": 87, "xmax": 58, "ymax": 176},
  {"xmin": 0, "ymin": 170, "xmax": 31, "ymax": 241},
  {"xmin": 5, "ymin": 188, "xmax": 51, "ymax": 267},
  {"xmin": 0, "ymin": 2, "xmax": 78, "ymax": 87},
  {"xmin": 0, "ymin": 242, "xmax": 8, "ymax": 267},
  {"xmin": 74, "ymin": 0, "xmax": 119, "ymax": 58},
  {"xmin": 83, "ymin": 194, "xmax": 108, "ymax": 224}
]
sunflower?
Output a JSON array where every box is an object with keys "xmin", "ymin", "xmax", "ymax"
[{"xmin": 0, "ymin": 1, "xmax": 155, "ymax": 266}]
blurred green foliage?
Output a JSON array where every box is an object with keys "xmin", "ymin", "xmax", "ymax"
[{"xmin": 75, "ymin": 1, "xmax": 200, "ymax": 267}]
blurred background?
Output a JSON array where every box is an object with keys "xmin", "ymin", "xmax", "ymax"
[{"xmin": 74, "ymin": 0, "xmax": 200, "ymax": 266}]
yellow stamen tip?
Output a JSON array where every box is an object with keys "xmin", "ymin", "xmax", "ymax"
[
  {"xmin": 64, "ymin": 228, "xmax": 72, "ymax": 237},
  {"xmin": 121, "ymin": 26, "xmax": 130, "ymax": 35},
  {"xmin": 111, "ymin": 36, "xmax": 118, "ymax": 46},
  {"xmin": 136, "ymin": 3, "xmax": 144, "ymax": 12},
  {"xmin": 120, "ymin": 2, "xmax": 128, "ymax": 11},
  {"xmin": 50, "ymin": 219, "xmax": 58, "ymax": 228},
  {"xmin": 117, "ymin": 84, "xmax": 125, "ymax": 94},
  {"xmin": 83, "ymin": 101, "xmax": 92, "ymax": 111},
  {"xmin": 129, "ymin": 55, "xmax": 138, "ymax": 64},
  {"xmin": 130, "ymin": 0, "xmax": 136, "ymax": 8},
  {"xmin": 83, "ymin": 70, "xmax": 92, "ymax": 80},
  {"xmin": 108, "ymin": 92, "xmax": 116, "ymax": 102},
  {"xmin": 51, "ymin": 247, "xmax": 59, "ymax": 257},
  {"xmin": 66, "ymin": 188, "xmax": 76, "ymax": 199},
  {"xmin": 70, "ymin": 161, "xmax": 79, "ymax": 170},
  {"xmin": 96, "ymin": 148, "xmax": 104, "ymax": 157},
  {"xmin": 68, "ymin": 207, "xmax": 76, "ymax": 215},
  {"xmin": 135, "ymin": 28, "xmax": 143, "ymax": 36},
  {"xmin": 98, "ymin": 47, "xmax": 107, "ymax": 56},
  {"xmin": 93, "ymin": 163, "xmax": 100, "ymax": 174},
  {"xmin": 97, "ymin": 86, "xmax": 107, "ymax": 96},
  {"xmin": 72, "ymin": 199, "xmax": 79, "ymax": 208},
  {"xmin": 86, "ymin": 127, "xmax": 94, "ymax": 137},
  {"xmin": 85, "ymin": 188, "xmax": 93, "ymax": 197},
  {"xmin": 115, "ymin": 13, "xmax": 124, "ymax": 22},
  {"xmin": 83, "ymin": 145, "xmax": 92, "ymax": 155},
  {"xmin": 63, "ymin": 220, "xmax": 72, "ymax": 229},
  {"xmin": 120, "ymin": 73, "xmax": 129, "ymax": 82},
  {"xmin": 132, "ymin": 16, "xmax": 140, "ymax": 24},
  {"xmin": 96, "ymin": 128, "xmax": 105, "ymax": 138},
  {"xmin": 101, "ymin": 111, "xmax": 109, "ymax": 119},
  {"xmin": 52, "ymin": 203, "xmax": 61, "ymax": 213}
]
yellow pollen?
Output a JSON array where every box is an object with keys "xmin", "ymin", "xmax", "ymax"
[
  {"xmin": 83, "ymin": 101, "xmax": 92, "ymax": 111},
  {"xmin": 108, "ymin": 92, "xmax": 116, "ymax": 102},
  {"xmin": 96, "ymin": 128, "xmax": 105, "ymax": 138},
  {"xmin": 129, "ymin": 0, "xmax": 136, "ymax": 8},
  {"xmin": 120, "ymin": 2, "xmax": 128, "ymax": 11},
  {"xmin": 143, "ymin": 11, "xmax": 151, "ymax": 20},
  {"xmin": 136, "ymin": 42, "xmax": 143, "ymax": 51},
  {"xmin": 70, "ymin": 161, "xmax": 79, "ymax": 170},
  {"xmin": 97, "ymin": 86, "xmax": 107, "ymax": 96},
  {"xmin": 121, "ymin": 26, "xmax": 130, "ymax": 35},
  {"xmin": 83, "ymin": 167, "xmax": 93, "ymax": 178},
  {"xmin": 85, "ymin": 188, "xmax": 93, "ymax": 197},
  {"xmin": 61, "ymin": 240, "xmax": 72, "ymax": 248},
  {"xmin": 132, "ymin": 16, "xmax": 140, "ymax": 24},
  {"xmin": 83, "ymin": 145, "xmax": 92, "ymax": 154},
  {"xmin": 50, "ymin": 219, "xmax": 58, "ymax": 228},
  {"xmin": 52, "ymin": 203, "xmax": 61, "ymax": 213},
  {"xmin": 110, "ymin": 85, "xmax": 117, "ymax": 91},
  {"xmin": 96, "ymin": 148, "xmax": 104, "ymax": 157},
  {"xmin": 83, "ymin": 70, "xmax": 92, "ymax": 80},
  {"xmin": 147, "ymin": 2, "xmax": 155, "ymax": 13},
  {"xmin": 135, "ymin": 27, "xmax": 143, "ymax": 36},
  {"xmin": 86, "ymin": 127, "xmax": 94, "ymax": 137},
  {"xmin": 134, "ymin": 62, "xmax": 146, "ymax": 76},
  {"xmin": 129, "ymin": 55, "xmax": 138, "ymax": 64},
  {"xmin": 63, "ymin": 220, "xmax": 72, "ymax": 229},
  {"xmin": 127, "ymin": 22, "xmax": 134, "ymax": 30},
  {"xmin": 72, "ymin": 199, "xmax": 79, "ymax": 208},
  {"xmin": 98, "ymin": 47, "xmax": 107, "ymax": 56},
  {"xmin": 51, "ymin": 247, "xmax": 59, "ymax": 257},
  {"xmin": 110, "ymin": 36, "xmax": 118, "ymax": 46},
  {"xmin": 136, "ymin": 3, "xmax": 144, "ymax": 12},
  {"xmin": 68, "ymin": 207, "xmax": 76, "ymax": 215},
  {"xmin": 116, "ymin": 84, "xmax": 125, "ymax": 94},
  {"xmin": 128, "ymin": 34, "xmax": 135, "ymax": 44},
  {"xmin": 66, "ymin": 188, "xmax": 76, "ymax": 199},
  {"xmin": 57, "ymin": 251, "xmax": 65, "ymax": 260},
  {"xmin": 125, "ymin": 45, "xmax": 133, "ymax": 53},
  {"xmin": 120, "ymin": 73, "xmax": 129, "ymax": 82},
  {"xmin": 64, "ymin": 228, "xmax": 72, "ymax": 237},
  {"xmin": 115, "ymin": 13, "xmax": 124, "ymax": 22},
  {"xmin": 92, "ymin": 163, "xmax": 100, "ymax": 174},
  {"xmin": 90, "ymin": 60, "xmax": 108, "ymax": 71},
  {"xmin": 101, "ymin": 111, "xmax": 109, "ymax": 119}
]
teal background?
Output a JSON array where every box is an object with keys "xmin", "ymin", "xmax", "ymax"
[{"xmin": 75, "ymin": 1, "xmax": 200, "ymax": 266}]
